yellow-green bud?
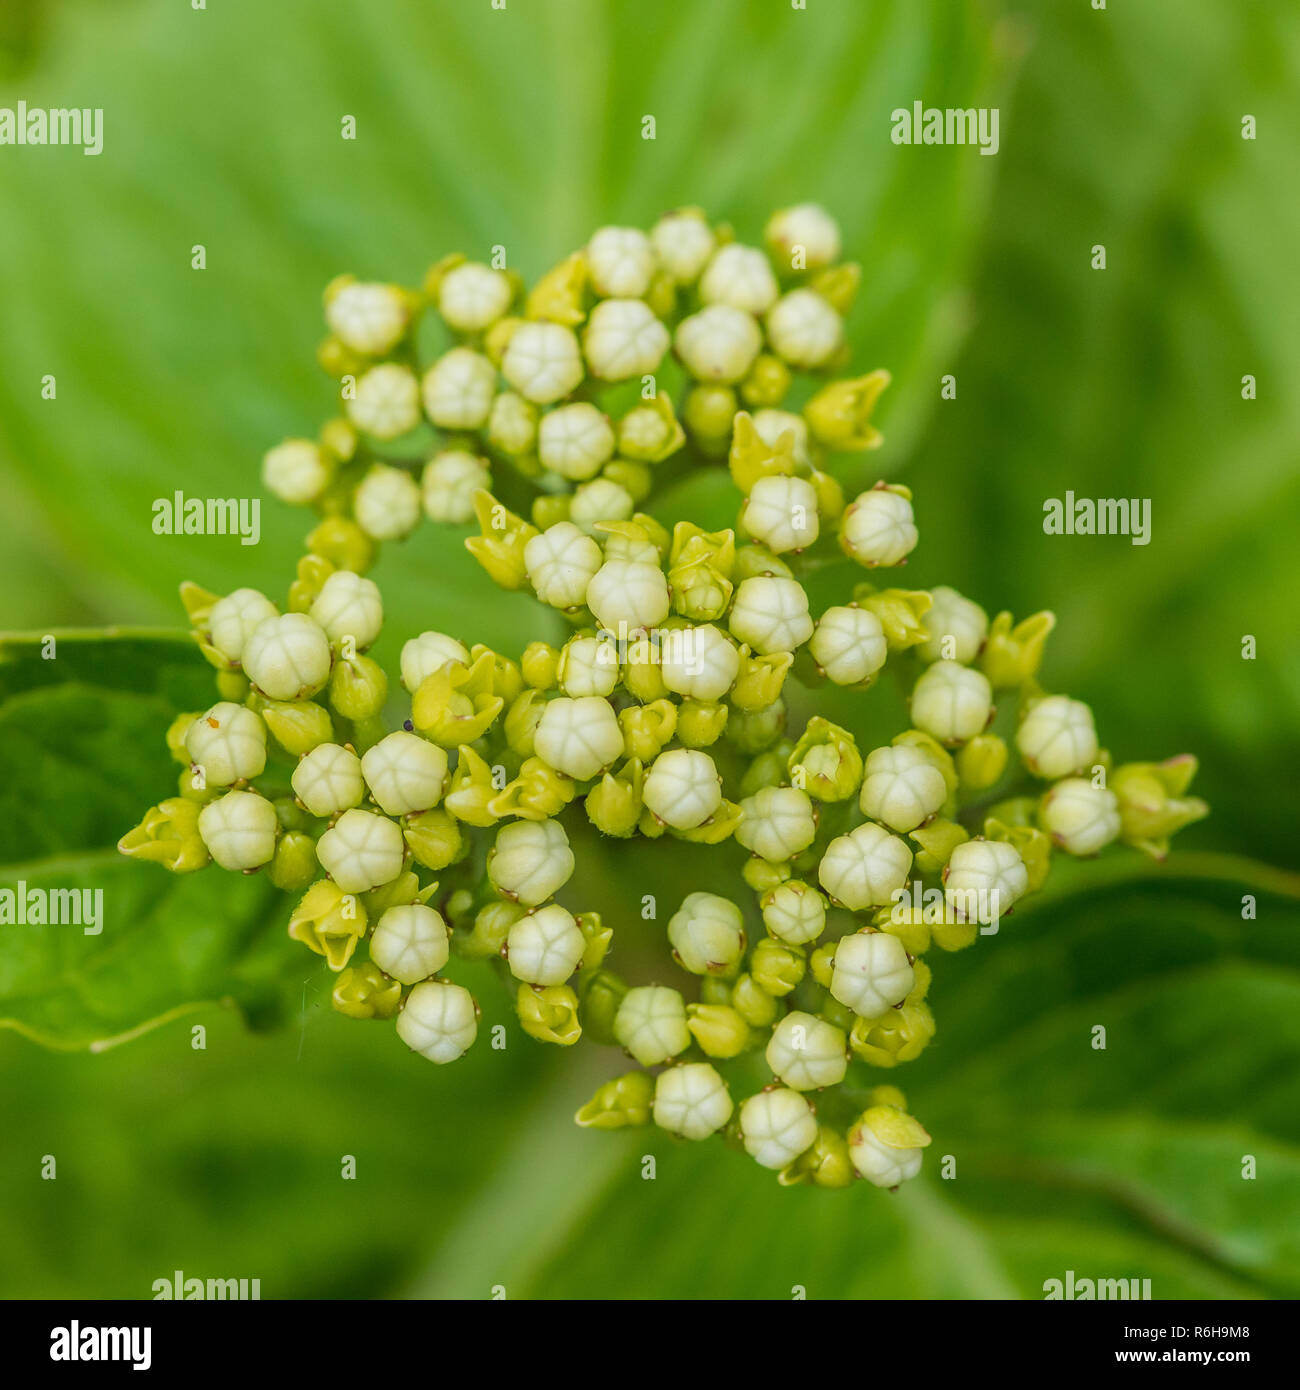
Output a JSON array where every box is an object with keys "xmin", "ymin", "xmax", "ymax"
[
  {"xmin": 489, "ymin": 756, "xmax": 575, "ymax": 821},
  {"xmin": 287, "ymin": 552, "xmax": 336, "ymax": 615},
  {"xmin": 779, "ymin": 1123, "xmax": 854, "ymax": 1189},
  {"xmin": 269, "ymin": 831, "xmax": 318, "ymax": 892},
  {"xmin": 984, "ymin": 816, "xmax": 1053, "ymax": 892},
  {"xmin": 459, "ymin": 900, "xmax": 525, "ymax": 960},
  {"xmin": 730, "ymin": 647, "xmax": 793, "ymax": 712},
  {"xmin": 750, "ymin": 937, "xmax": 806, "ymax": 996},
  {"xmin": 724, "ymin": 700, "xmax": 786, "ymax": 755},
  {"xmin": 442, "ymin": 745, "xmax": 501, "ymax": 827},
  {"xmin": 788, "ymin": 716, "xmax": 863, "ymax": 801},
  {"xmin": 575, "ymin": 1070, "xmax": 654, "ymax": 1129},
  {"xmin": 288, "ymin": 879, "xmax": 367, "ymax": 971},
  {"xmin": 676, "ymin": 699, "xmax": 729, "ymax": 748},
  {"xmin": 328, "ymin": 654, "xmax": 387, "ymax": 721},
  {"xmin": 503, "ymin": 688, "xmax": 547, "ymax": 758},
  {"xmin": 853, "ymin": 585, "xmax": 933, "ymax": 651},
  {"xmin": 306, "ymin": 516, "xmax": 376, "ymax": 574},
  {"xmin": 687, "ymin": 1003, "xmax": 753, "ymax": 1058},
  {"xmin": 909, "ymin": 817, "xmax": 969, "ymax": 876},
  {"xmin": 412, "ymin": 651, "xmax": 505, "ymax": 747},
  {"xmin": 850, "ymin": 1000, "xmax": 935, "ymax": 1067},
  {"xmin": 979, "ymin": 609, "xmax": 1057, "ymax": 690},
  {"xmin": 263, "ymin": 699, "xmax": 334, "ymax": 756},
  {"xmin": 585, "ymin": 758, "xmax": 644, "ymax": 837},
  {"xmin": 464, "ymin": 490, "xmax": 539, "ymax": 591},
  {"xmin": 521, "ymin": 641, "xmax": 561, "ymax": 690},
  {"xmin": 117, "ymin": 797, "xmax": 210, "ymax": 873},
  {"xmin": 804, "ymin": 369, "xmax": 890, "ymax": 450},
  {"xmin": 739, "ymin": 353, "xmax": 792, "ymax": 409},
  {"xmin": 731, "ymin": 971, "xmax": 780, "ymax": 1027},
  {"xmin": 683, "ymin": 383, "xmax": 738, "ymax": 454},
  {"xmin": 579, "ymin": 969, "xmax": 627, "ymax": 1045},
  {"xmin": 403, "ymin": 808, "xmax": 464, "ymax": 870},
  {"xmin": 517, "ymin": 983, "xmax": 582, "ymax": 1046},
  {"xmin": 956, "ymin": 733, "xmax": 1008, "ymax": 793},
  {"xmin": 728, "ymin": 410, "xmax": 798, "ymax": 494},
  {"xmin": 742, "ymin": 855, "xmax": 792, "ymax": 894},
  {"xmin": 618, "ymin": 699, "xmax": 677, "ymax": 762},
  {"xmin": 1110, "ymin": 756, "xmax": 1209, "ymax": 859},
  {"xmin": 332, "ymin": 961, "xmax": 402, "ymax": 1020}
]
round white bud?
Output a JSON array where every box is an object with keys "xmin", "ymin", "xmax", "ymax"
[
  {"xmin": 437, "ymin": 261, "xmax": 513, "ymax": 334},
  {"xmin": 910, "ymin": 660, "xmax": 994, "ymax": 744},
  {"xmin": 859, "ymin": 743, "xmax": 948, "ymax": 832},
  {"xmin": 421, "ymin": 450, "xmax": 490, "ymax": 524},
  {"xmin": 830, "ymin": 931, "xmax": 915, "ymax": 1019},
  {"xmin": 346, "ymin": 363, "xmax": 421, "ymax": 439},
  {"xmin": 650, "ymin": 210, "xmax": 716, "ymax": 284},
  {"xmin": 765, "ymin": 1011, "xmax": 847, "ymax": 1091},
  {"xmin": 728, "ymin": 576, "xmax": 814, "ymax": 655},
  {"xmin": 667, "ymin": 892, "xmax": 746, "ymax": 976},
  {"xmin": 849, "ymin": 1119, "xmax": 923, "ymax": 1188},
  {"xmin": 643, "ymin": 748, "xmax": 723, "ymax": 830},
  {"xmin": 809, "ymin": 605, "xmax": 888, "ymax": 686},
  {"xmin": 569, "ymin": 478, "xmax": 634, "ymax": 534},
  {"xmin": 586, "ymin": 225, "xmax": 656, "ymax": 298},
  {"xmin": 370, "ymin": 903, "xmax": 450, "ymax": 985},
  {"xmin": 207, "ymin": 588, "xmax": 279, "ymax": 665},
  {"xmin": 699, "ymin": 243, "xmax": 779, "ymax": 315},
  {"xmin": 743, "ymin": 474, "xmax": 820, "ymax": 553},
  {"xmin": 840, "ymin": 489, "xmax": 918, "ymax": 567},
  {"xmin": 524, "ymin": 522, "xmax": 604, "ymax": 610},
  {"xmin": 361, "ymin": 731, "xmax": 448, "ymax": 815},
  {"xmin": 740, "ymin": 1088, "xmax": 819, "ymax": 1169},
  {"xmin": 764, "ymin": 203, "xmax": 841, "ymax": 272},
  {"xmin": 537, "ymin": 402, "xmax": 616, "ymax": 481},
  {"xmin": 487, "ymin": 390, "xmax": 538, "ymax": 455},
  {"xmin": 944, "ymin": 838, "xmax": 1028, "ymax": 923},
  {"xmin": 352, "ymin": 463, "xmax": 422, "ymax": 541},
  {"xmin": 1039, "ymin": 778, "xmax": 1121, "ymax": 856},
  {"xmin": 506, "ymin": 903, "xmax": 586, "ymax": 986},
  {"xmin": 1016, "ymin": 695, "xmax": 1099, "ymax": 779},
  {"xmin": 184, "ymin": 703, "xmax": 266, "ymax": 787},
  {"xmin": 316, "ymin": 808, "xmax": 405, "ymax": 894},
  {"xmin": 735, "ymin": 786, "xmax": 817, "ymax": 862},
  {"xmin": 583, "ymin": 298, "xmax": 670, "ymax": 381},
  {"xmin": 420, "ymin": 346, "xmax": 497, "ymax": 430},
  {"xmin": 765, "ymin": 288, "xmax": 842, "ymax": 368},
  {"xmin": 614, "ymin": 985, "xmax": 690, "ymax": 1066},
  {"xmin": 653, "ymin": 1062, "xmax": 733, "ymax": 1140},
  {"xmin": 262, "ymin": 440, "xmax": 331, "ymax": 505},
  {"xmin": 310, "ymin": 570, "xmax": 383, "ymax": 649},
  {"xmin": 198, "ymin": 790, "xmax": 277, "ymax": 871},
  {"xmin": 585, "ymin": 558, "xmax": 671, "ymax": 632},
  {"xmin": 326, "ymin": 281, "xmax": 408, "ymax": 355},
  {"xmin": 501, "ymin": 321, "xmax": 585, "ymax": 405},
  {"xmin": 760, "ymin": 880, "xmax": 827, "ymax": 946},
  {"xmin": 291, "ymin": 742, "xmax": 364, "ymax": 819},
  {"xmin": 400, "ymin": 631, "xmax": 469, "ymax": 693},
  {"xmin": 243, "ymin": 613, "xmax": 332, "ymax": 701},
  {"xmin": 674, "ymin": 304, "xmax": 763, "ymax": 383},
  {"xmin": 659, "ymin": 624, "xmax": 739, "ymax": 702},
  {"xmin": 397, "ymin": 980, "xmax": 478, "ymax": 1063},
  {"xmin": 533, "ymin": 696, "xmax": 623, "ymax": 781},
  {"xmin": 557, "ymin": 635, "xmax": 620, "ymax": 698},
  {"xmin": 918, "ymin": 586, "xmax": 989, "ymax": 665},
  {"xmin": 488, "ymin": 819, "xmax": 575, "ymax": 906},
  {"xmin": 818, "ymin": 821, "xmax": 913, "ymax": 910}
]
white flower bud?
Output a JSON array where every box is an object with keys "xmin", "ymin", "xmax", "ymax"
[
  {"xmin": 370, "ymin": 903, "xmax": 449, "ymax": 985},
  {"xmin": 615, "ymin": 985, "xmax": 690, "ymax": 1066},
  {"xmin": 910, "ymin": 659, "xmax": 993, "ymax": 744},
  {"xmin": 420, "ymin": 347, "xmax": 497, "ymax": 430},
  {"xmin": 830, "ymin": 931, "xmax": 915, "ymax": 1019},
  {"xmin": 198, "ymin": 789, "xmax": 277, "ymax": 871},
  {"xmin": 569, "ymin": 478, "xmax": 634, "ymax": 534},
  {"xmin": 533, "ymin": 695, "xmax": 623, "ymax": 781},
  {"xmin": 653, "ymin": 1062, "xmax": 733, "ymax": 1140},
  {"xmin": 421, "ymin": 450, "xmax": 490, "ymax": 524},
  {"xmin": 643, "ymin": 748, "xmax": 723, "ymax": 830},
  {"xmin": 751, "ymin": 409, "xmax": 812, "ymax": 468},
  {"xmin": 558, "ymin": 635, "xmax": 619, "ymax": 697},
  {"xmin": 699, "ymin": 243, "xmax": 779, "ymax": 315},
  {"xmin": 502, "ymin": 321, "xmax": 585, "ymax": 404},
  {"xmin": 316, "ymin": 808, "xmax": 405, "ymax": 894},
  {"xmin": 585, "ymin": 558, "xmax": 671, "ymax": 632},
  {"xmin": 728, "ymin": 576, "xmax": 814, "ymax": 655},
  {"xmin": 524, "ymin": 522, "xmax": 604, "ymax": 610},
  {"xmin": 537, "ymin": 402, "xmax": 616, "ymax": 481},
  {"xmin": 740, "ymin": 1088, "xmax": 819, "ymax": 1169},
  {"xmin": 310, "ymin": 570, "xmax": 383, "ymax": 649},
  {"xmin": 583, "ymin": 298, "xmax": 670, "ymax": 381},
  {"xmin": 659, "ymin": 623, "xmax": 739, "ymax": 701},
  {"xmin": 764, "ymin": 203, "xmax": 841, "ymax": 272},
  {"xmin": 1039, "ymin": 777, "xmax": 1120, "ymax": 855},
  {"xmin": 809, "ymin": 605, "xmax": 887, "ymax": 686},
  {"xmin": 243, "ymin": 613, "xmax": 332, "ymax": 701},
  {"xmin": 760, "ymin": 880, "xmax": 827, "ymax": 946},
  {"xmin": 400, "ymin": 631, "xmax": 469, "ymax": 693},
  {"xmin": 346, "ymin": 363, "xmax": 421, "ymax": 439},
  {"xmin": 650, "ymin": 209, "xmax": 716, "ymax": 284},
  {"xmin": 206, "ymin": 588, "xmax": 279, "ymax": 665},
  {"xmin": 292, "ymin": 742, "xmax": 364, "ymax": 818},
  {"xmin": 397, "ymin": 980, "xmax": 478, "ymax": 1063},
  {"xmin": 859, "ymin": 743, "xmax": 948, "ymax": 833},
  {"xmin": 918, "ymin": 585, "xmax": 988, "ymax": 665},
  {"xmin": 488, "ymin": 819, "xmax": 575, "ymax": 906},
  {"xmin": 487, "ymin": 390, "xmax": 538, "ymax": 455},
  {"xmin": 765, "ymin": 1011, "xmax": 847, "ymax": 1091},
  {"xmin": 325, "ymin": 281, "xmax": 408, "ymax": 355},
  {"xmin": 840, "ymin": 488, "xmax": 918, "ymax": 567},
  {"xmin": 735, "ymin": 786, "xmax": 816, "ymax": 862},
  {"xmin": 1016, "ymin": 695, "xmax": 1099, "ymax": 779},
  {"xmin": 185, "ymin": 703, "xmax": 266, "ymax": 786},
  {"xmin": 586, "ymin": 225, "xmax": 656, "ymax": 298},
  {"xmin": 818, "ymin": 821, "xmax": 913, "ymax": 910},
  {"xmin": 743, "ymin": 474, "xmax": 819, "ymax": 554},
  {"xmin": 944, "ymin": 838, "xmax": 1028, "ymax": 923},
  {"xmin": 667, "ymin": 892, "xmax": 746, "ymax": 976},
  {"xmin": 849, "ymin": 1119, "xmax": 923, "ymax": 1187},
  {"xmin": 765, "ymin": 289, "xmax": 842, "ymax": 368},
  {"xmin": 674, "ymin": 304, "xmax": 762, "ymax": 383},
  {"xmin": 262, "ymin": 440, "xmax": 331, "ymax": 505},
  {"xmin": 437, "ymin": 261, "xmax": 512, "ymax": 334},
  {"xmin": 506, "ymin": 903, "xmax": 586, "ymax": 986},
  {"xmin": 598, "ymin": 528, "xmax": 660, "ymax": 564},
  {"xmin": 352, "ymin": 463, "xmax": 422, "ymax": 541},
  {"xmin": 361, "ymin": 731, "xmax": 448, "ymax": 815}
]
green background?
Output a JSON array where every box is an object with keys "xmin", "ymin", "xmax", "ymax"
[{"xmin": 1, "ymin": 0, "xmax": 1297, "ymax": 1299}]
